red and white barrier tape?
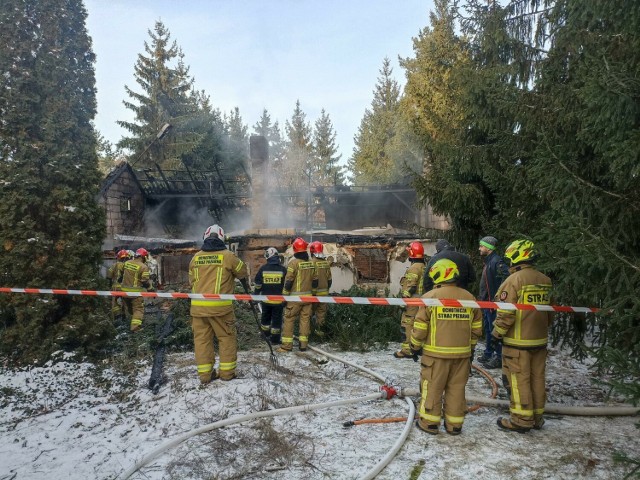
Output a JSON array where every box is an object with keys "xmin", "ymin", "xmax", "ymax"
[{"xmin": 0, "ymin": 287, "xmax": 599, "ymax": 314}]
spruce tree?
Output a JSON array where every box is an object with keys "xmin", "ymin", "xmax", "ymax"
[
  {"xmin": 117, "ymin": 20, "xmax": 198, "ymax": 169},
  {"xmin": 253, "ymin": 109, "xmax": 285, "ymax": 167},
  {"xmin": 0, "ymin": 0, "xmax": 113, "ymax": 364},
  {"xmin": 282, "ymin": 100, "xmax": 314, "ymax": 189},
  {"xmin": 529, "ymin": 0, "xmax": 640, "ymax": 361},
  {"xmin": 253, "ymin": 108, "xmax": 286, "ymax": 184},
  {"xmin": 224, "ymin": 107, "xmax": 250, "ymax": 183},
  {"xmin": 349, "ymin": 58, "xmax": 402, "ymax": 185},
  {"xmin": 312, "ymin": 109, "xmax": 344, "ymax": 186}
]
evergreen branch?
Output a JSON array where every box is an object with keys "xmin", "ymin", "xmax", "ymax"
[
  {"xmin": 602, "ymin": 55, "xmax": 637, "ymax": 93},
  {"xmin": 558, "ymin": 160, "xmax": 625, "ymax": 200},
  {"xmin": 584, "ymin": 230, "xmax": 640, "ymax": 274},
  {"xmin": 543, "ymin": 137, "xmax": 633, "ymax": 203}
]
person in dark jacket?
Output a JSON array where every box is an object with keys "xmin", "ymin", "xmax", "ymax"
[
  {"xmin": 476, "ymin": 236, "xmax": 509, "ymax": 369},
  {"xmin": 423, "ymin": 239, "xmax": 476, "ymax": 293},
  {"xmin": 254, "ymin": 247, "xmax": 287, "ymax": 344}
]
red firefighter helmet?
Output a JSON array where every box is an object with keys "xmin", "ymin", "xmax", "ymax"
[
  {"xmin": 292, "ymin": 237, "xmax": 309, "ymax": 253},
  {"xmin": 116, "ymin": 249, "xmax": 129, "ymax": 260},
  {"xmin": 309, "ymin": 241, "xmax": 323, "ymax": 255},
  {"xmin": 135, "ymin": 248, "xmax": 149, "ymax": 259},
  {"xmin": 407, "ymin": 242, "xmax": 424, "ymax": 259}
]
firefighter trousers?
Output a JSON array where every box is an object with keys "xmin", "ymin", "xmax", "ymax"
[
  {"xmin": 192, "ymin": 312, "xmax": 238, "ymax": 382},
  {"xmin": 502, "ymin": 346, "xmax": 547, "ymax": 429},
  {"xmin": 281, "ymin": 302, "xmax": 312, "ymax": 350},
  {"xmin": 312, "ymin": 302, "xmax": 328, "ymax": 327},
  {"xmin": 260, "ymin": 303, "xmax": 284, "ymax": 343},
  {"xmin": 400, "ymin": 306, "xmax": 419, "ymax": 354},
  {"xmin": 418, "ymin": 355, "xmax": 470, "ymax": 432},
  {"xmin": 123, "ymin": 297, "xmax": 144, "ymax": 330}
]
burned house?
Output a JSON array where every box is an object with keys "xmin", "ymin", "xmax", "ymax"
[{"xmin": 100, "ymin": 136, "xmax": 448, "ymax": 292}]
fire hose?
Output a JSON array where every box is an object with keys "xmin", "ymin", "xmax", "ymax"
[
  {"xmin": 342, "ymin": 363, "xmax": 499, "ymax": 427},
  {"xmin": 120, "ymin": 345, "xmax": 415, "ymax": 480}
]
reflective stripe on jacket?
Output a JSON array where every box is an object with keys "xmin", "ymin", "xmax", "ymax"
[
  {"xmin": 189, "ymin": 249, "xmax": 248, "ymax": 316},
  {"xmin": 283, "ymin": 258, "xmax": 317, "ymax": 295},
  {"xmin": 254, "ymin": 260, "xmax": 287, "ymax": 305},
  {"xmin": 107, "ymin": 261, "xmax": 126, "ymax": 290},
  {"xmin": 312, "ymin": 257, "xmax": 332, "ymax": 295},
  {"xmin": 120, "ymin": 258, "xmax": 150, "ymax": 292},
  {"xmin": 410, "ymin": 284, "xmax": 482, "ymax": 359},
  {"xmin": 401, "ymin": 262, "xmax": 425, "ymax": 298},
  {"xmin": 492, "ymin": 264, "xmax": 553, "ymax": 348}
]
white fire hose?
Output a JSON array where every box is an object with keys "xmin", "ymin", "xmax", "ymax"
[{"xmin": 121, "ymin": 345, "xmax": 639, "ymax": 479}]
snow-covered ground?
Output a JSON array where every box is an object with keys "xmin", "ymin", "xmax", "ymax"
[{"xmin": 1, "ymin": 342, "xmax": 638, "ymax": 480}]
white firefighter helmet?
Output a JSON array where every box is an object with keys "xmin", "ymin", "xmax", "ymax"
[
  {"xmin": 203, "ymin": 224, "xmax": 225, "ymax": 241},
  {"xmin": 264, "ymin": 247, "xmax": 279, "ymax": 259}
]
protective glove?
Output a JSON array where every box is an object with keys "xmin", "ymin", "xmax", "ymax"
[
  {"xmin": 410, "ymin": 347, "xmax": 422, "ymax": 363},
  {"xmin": 239, "ymin": 277, "xmax": 251, "ymax": 294}
]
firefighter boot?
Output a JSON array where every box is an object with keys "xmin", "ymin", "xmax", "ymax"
[
  {"xmin": 393, "ymin": 350, "xmax": 413, "ymax": 359},
  {"xmin": 415, "ymin": 420, "xmax": 439, "ymax": 435},
  {"xmin": 497, "ymin": 417, "xmax": 530, "ymax": 433}
]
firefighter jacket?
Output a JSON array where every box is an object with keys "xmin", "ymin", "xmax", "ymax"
[
  {"xmin": 189, "ymin": 237, "xmax": 248, "ymax": 317},
  {"xmin": 254, "ymin": 256, "xmax": 287, "ymax": 305},
  {"xmin": 120, "ymin": 258, "xmax": 151, "ymax": 292},
  {"xmin": 410, "ymin": 283, "xmax": 482, "ymax": 359},
  {"xmin": 107, "ymin": 261, "xmax": 126, "ymax": 290},
  {"xmin": 423, "ymin": 248, "xmax": 476, "ymax": 292},
  {"xmin": 478, "ymin": 251, "xmax": 509, "ymax": 301},
  {"xmin": 400, "ymin": 260, "xmax": 425, "ymax": 298},
  {"xmin": 283, "ymin": 252, "xmax": 317, "ymax": 296},
  {"xmin": 492, "ymin": 264, "xmax": 553, "ymax": 349},
  {"xmin": 311, "ymin": 256, "xmax": 332, "ymax": 296}
]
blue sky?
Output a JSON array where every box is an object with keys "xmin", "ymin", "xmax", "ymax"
[{"xmin": 85, "ymin": 0, "xmax": 434, "ymax": 164}]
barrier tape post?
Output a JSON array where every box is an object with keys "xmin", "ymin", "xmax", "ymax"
[{"xmin": 0, "ymin": 287, "xmax": 601, "ymax": 314}]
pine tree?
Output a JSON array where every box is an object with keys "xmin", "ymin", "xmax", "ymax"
[
  {"xmin": 224, "ymin": 107, "xmax": 250, "ymax": 182},
  {"xmin": 282, "ymin": 100, "xmax": 314, "ymax": 189},
  {"xmin": 117, "ymin": 20, "xmax": 198, "ymax": 169},
  {"xmin": 179, "ymin": 89, "xmax": 226, "ymax": 172},
  {"xmin": 406, "ymin": 0, "xmax": 545, "ymax": 247},
  {"xmin": 253, "ymin": 108, "xmax": 286, "ymax": 167},
  {"xmin": 529, "ymin": 0, "xmax": 640, "ymax": 361},
  {"xmin": 349, "ymin": 58, "xmax": 402, "ymax": 185},
  {"xmin": 312, "ymin": 109, "xmax": 344, "ymax": 186},
  {"xmin": 0, "ymin": 0, "xmax": 113, "ymax": 363}
]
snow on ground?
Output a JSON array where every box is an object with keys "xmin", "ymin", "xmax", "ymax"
[{"xmin": 0, "ymin": 342, "xmax": 638, "ymax": 480}]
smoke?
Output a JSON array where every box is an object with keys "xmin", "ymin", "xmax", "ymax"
[{"xmin": 141, "ymin": 199, "xmax": 215, "ymax": 242}]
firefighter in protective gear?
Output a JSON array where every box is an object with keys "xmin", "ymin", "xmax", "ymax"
[
  {"xmin": 107, "ymin": 249, "xmax": 130, "ymax": 320},
  {"xmin": 278, "ymin": 237, "xmax": 317, "ymax": 352},
  {"xmin": 395, "ymin": 242, "xmax": 426, "ymax": 358},
  {"xmin": 189, "ymin": 224, "xmax": 248, "ymax": 384},
  {"xmin": 120, "ymin": 247, "xmax": 153, "ymax": 332},
  {"xmin": 410, "ymin": 259, "xmax": 482, "ymax": 435},
  {"xmin": 254, "ymin": 247, "xmax": 287, "ymax": 344},
  {"xmin": 309, "ymin": 241, "xmax": 332, "ymax": 338},
  {"xmin": 492, "ymin": 239, "xmax": 553, "ymax": 433}
]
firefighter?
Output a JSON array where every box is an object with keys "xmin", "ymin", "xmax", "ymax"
[
  {"xmin": 410, "ymin": 259, "xmax": 482, "ymax": 435},
  {"xmin": 309, "ymin": 241, "xmax": 332, "ymax": 338},
  {"xmin": 120, "ymin": 247, "xmax": 154, "ymax": 332},
  {"xmin": 107, "ymin": 249, "xmax": 130, "ymax": 320},
  {"xmin": 394, "ymin": 242, "xmax": 426, "ymax": 359},
  {"xmin": 278, "ymin": 237, "xmax": 317, "ymax": 352},
  {"xmin": 492, "ymin": 239, "xmax": 553, "ymax": 433},
  {"xmin": 254, "ymin": 247, "xmax": 287, "ymax": 344},
  {"xmin": 189, "ymin": 224, "xmax": 248, "ymax": 384}
]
